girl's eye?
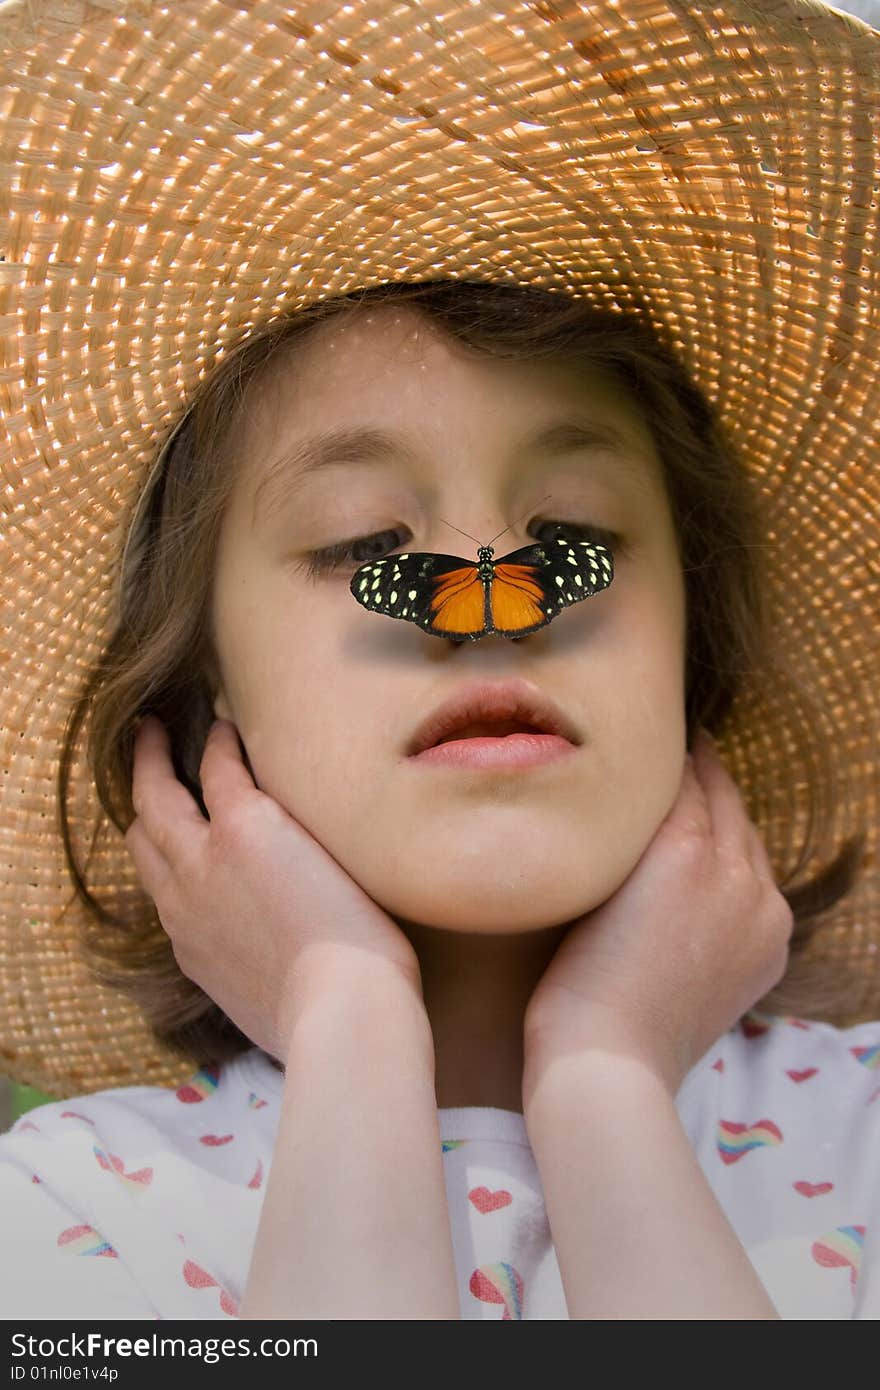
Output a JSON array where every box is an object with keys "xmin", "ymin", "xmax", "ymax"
[
  {"xmin": 534, "ymin": 520, "xmax": 621, "ymax": 553},
  {"xmin": 302, "ymin": 520, "xmax": 621, "ymax": 579},
  {"xmin": 303, "ymin": 528, "xmax": 406, "ymax": 578}
]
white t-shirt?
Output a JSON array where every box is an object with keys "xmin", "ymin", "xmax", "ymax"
[{"xmin": 1, "ymin": 1009, "xmax": 879, "ymax": 1320}]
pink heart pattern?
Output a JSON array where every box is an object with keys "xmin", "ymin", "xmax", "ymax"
[
  {"xmin": 741, "ymin": 1016, "xmax": 772, "ymax": 1039},
  {"xmin": 57, "ymin": 1224, "xmax": 118, "ymax": 1258},
  {"xmin": 183, "ymin": 1259, "xmax": 239, "ymax": 1317},
  {"xmin": 469, "ymin": 1262, "xmax": 524, "ymax": 1319},
  {"xmin": 469, "ymin": 1185, "xmax": 513, "ymax": 1214},
  {"xmin": 811, "ymin": 1227, "xmax": 865, "ymax": 1290},
  {"xmin": 175, "ymin": 1066, "xmax": 222, "ymax": 1104},
  {"xmin": 851, "ymin": 1044, "xmax": 880, "ymax": 1070},
  {"xmin": 93, "ymin": 1144, "xmax": 153, "ymax": 1190}
]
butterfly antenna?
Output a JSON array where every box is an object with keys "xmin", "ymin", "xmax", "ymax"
[
  {"xmin": 439, "ymin": 493, "xmax": 552, "ymax": 547},
  {"xmin": 437, "ymin": 518, "xmax": 481, "ymax": 546}
]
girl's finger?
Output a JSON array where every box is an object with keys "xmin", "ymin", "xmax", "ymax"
[
  {"xmin": 123, "ymin": 814, "xmax": 173, "ymax": 899},
  {"xmin": 131, "ymin": 716, "xmax": 207, "ymax": 856},
  {"xmin": 742, "ymin": 817, "xmax": 781, "ymax": 887},
  {"xmin": 693, "ymin": 730, "xmax": 775, "ymax": 882},
  {"xmin": 198, "ymin": 718, "xmax": 258, "ymax": 816},
  {"xmin": 666, "ymin": 749, "xmax": 712, "ymax": 838}
]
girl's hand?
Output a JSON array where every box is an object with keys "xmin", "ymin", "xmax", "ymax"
[
  {"xmin": 522, "ymin": 728, "xmax": 795, "ymax": 1098},
  {"xmin": 124, "ymin": 716, "xmax": 423, "ymax": 1065}
]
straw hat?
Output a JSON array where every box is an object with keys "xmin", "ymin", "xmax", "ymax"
[{"xmin": 1, "ymin": 0, "xmax": 878, "ymax": 1100}]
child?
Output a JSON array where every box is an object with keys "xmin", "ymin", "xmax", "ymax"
[{"xmin": 0, "ymin": 0, "xmax": 878, "ymax": 1320}]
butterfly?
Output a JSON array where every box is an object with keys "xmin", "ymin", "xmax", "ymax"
[{"xmin": 349, "ymin": 504, "xmax": 614, "ymax": 641}]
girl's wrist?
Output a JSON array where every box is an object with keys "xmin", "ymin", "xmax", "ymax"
[
  {"xmin": 280, "ymin": 947, "xmax": 433, "ymax": 1066},
  {"xmin": 522, "ymin": 1006, "xmax": 684, "ymax": 1114}
]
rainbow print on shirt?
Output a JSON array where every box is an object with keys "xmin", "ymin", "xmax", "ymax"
[
  {"xmin": 716, "ymin": 1118, "xmax": 783, "ymax": 1164},
  {"xmin": 57, "ymin": 1224, "xmax": 117, "ymax": 1258}
]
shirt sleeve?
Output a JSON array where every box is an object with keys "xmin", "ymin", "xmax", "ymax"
[{"xmin": 0, "ymin": 1133, "xmax": 160, "ymax": 1320}]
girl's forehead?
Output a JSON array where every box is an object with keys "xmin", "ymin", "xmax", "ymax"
[
  {"xmin": 262, "ymin": 308, "xmax": 649, "ymax": 426},
  {"xmin": 235, "ymin": 308, "xmax": 665, "ymax": 503}
]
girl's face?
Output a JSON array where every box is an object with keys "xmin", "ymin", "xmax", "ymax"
[{"xmin": 209, "ymin": 306, "xmax": 687, "ymax": 933}]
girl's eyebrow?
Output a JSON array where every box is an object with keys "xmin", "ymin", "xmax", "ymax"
[{"xmin": 251, "ymin": 417, "xmax": 651, "ymax": 528}]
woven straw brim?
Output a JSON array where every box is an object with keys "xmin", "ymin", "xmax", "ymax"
[{"xmin": 1, "ymin": 0, "xmax": 879, "ymax": 1098}]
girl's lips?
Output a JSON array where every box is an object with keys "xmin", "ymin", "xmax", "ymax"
[
  {"xmin": 407, "ymin": 678, "xmax": 580, "ymax": 756},
  {"xmin": 408, "ymin": 731, "xmax": 577, "ymax": 770}
]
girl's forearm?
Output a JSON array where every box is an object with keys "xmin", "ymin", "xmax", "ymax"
[
  {"xmin": 523, "ymin": 1046, "xmax": 782, "ymax": 1319},
  {"xmin": 239, "ymin": 960, "xmax": 460, "ymax": 1319}
]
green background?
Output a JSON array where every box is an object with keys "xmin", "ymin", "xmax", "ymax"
[{"xmin": 9, "ymin": 1083, "xmax": 54, "ymax": 1123}]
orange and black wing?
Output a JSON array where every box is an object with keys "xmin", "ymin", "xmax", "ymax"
[
  {"xmin": 488, "ymin": 537, "xmax": 614, "ymax": 638},
  {"xmin": 349, "ymin": 536, "xmax": 614, "ymax": 640},
  {"xmin": 350, "ymin": 551, "xmax": 487, "ymax": 637}
]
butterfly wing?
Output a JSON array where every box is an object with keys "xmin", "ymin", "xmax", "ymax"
[
  {"xmin": 350, "ymin": 551, "xmax": 487, "ymax": 637},
  {"xmin": 350, "ymin": 536, "xmax": 614, "ymax": 641},
  {"xmin": 488, "ymin": 537, "xmax": 614, "ymax": 638}
]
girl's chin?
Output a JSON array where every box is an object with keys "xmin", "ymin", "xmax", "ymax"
[{"xmin": 368, "ymin": 889, "xmax": 599, "ymax": 936}]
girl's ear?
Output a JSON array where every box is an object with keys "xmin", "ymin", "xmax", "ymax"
[
  {"xmin": 213, "ymin": 688, "xmax": 234, "ymax": 723},
  {"xmin": 200, "ymin": 644, "xmax": 230, "ymax": 720}
]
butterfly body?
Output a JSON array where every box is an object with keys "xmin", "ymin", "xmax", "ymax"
[{"xmin": 350, "ymin": 535, "xmax": 614, "ymax": 640}]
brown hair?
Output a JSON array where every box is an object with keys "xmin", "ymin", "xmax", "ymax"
[{"xmin": 58, "ymin": 277, "xmax": 867, "ymax": 1074}]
